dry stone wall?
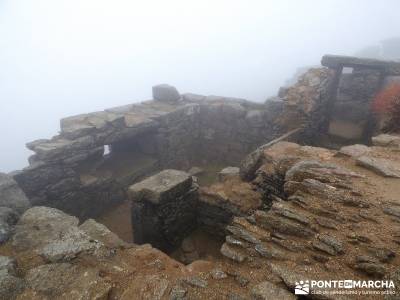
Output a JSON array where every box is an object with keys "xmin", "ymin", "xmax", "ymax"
[{"xmin": 12, "ymin": 88, "xmax": 285, "ymax": 219}]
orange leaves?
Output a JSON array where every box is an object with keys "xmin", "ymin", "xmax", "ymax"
[
  {"xmin": 372, "ymin": 83, "xmax": 400, "ymax": 132},
  {"xmin": 372, "ymin": 83, "xmax": 400, "ymax": 114}
]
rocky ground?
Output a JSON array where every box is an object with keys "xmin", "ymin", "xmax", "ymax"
[{"xmin": 1, "ymin": 134, "xmax": 400, "ymax": 299}]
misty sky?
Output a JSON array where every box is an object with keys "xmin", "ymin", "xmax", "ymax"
[{"xmin": 1, "ymin": 0, "xmax": 400, "ymax": 172}]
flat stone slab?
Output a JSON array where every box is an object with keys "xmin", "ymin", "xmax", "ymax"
[
  {"xmin": 338, "ymin": 144, "xmax": 371, "ymax": 158},
  {"xmin": 372, "ymin": 134, "xmax": 400, "ymax": 149},
  {"xmin": 128, "ymin": 169, "xmax": 192, "ymax": 204},
  {"xmin": 321, "ymin": 55, "xmax": 400, "ymax": 75},
  {"xmin": 356, "ymin": 156, "xmax": 400, "ymax": 178}
]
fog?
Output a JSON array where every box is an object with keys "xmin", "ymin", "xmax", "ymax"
[{"xmin": 1, "ymin": 0, "xmax": 399, "ymax": 172}]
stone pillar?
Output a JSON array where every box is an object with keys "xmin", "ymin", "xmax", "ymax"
[{"xmin": 128, "ymin": 169, "xmax": 198, "ymax": 252}]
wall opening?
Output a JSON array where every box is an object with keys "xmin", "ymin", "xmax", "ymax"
[
  {"xmin": 342, "ymin": 67, "xmax": 354, "ymax": 74},
  {"xmin": 103, "ymin": 145, "xmax": 111, "ymax": 157}
]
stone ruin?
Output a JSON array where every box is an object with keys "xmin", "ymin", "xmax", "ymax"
[
  {"xmin": 1, "ymin": 55, "xmax": 400, "ymax": 299},
  {"xmin": 11, "ymin": 84, "xmax": 284, "ymax": 220}
]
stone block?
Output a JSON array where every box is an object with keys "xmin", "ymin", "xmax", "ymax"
[
  {"xmin": 129, "ymin": 170, "xmax": 198, "ymax": 251},
  {"xmin": 128, "ymin": 169, "xmax": 192, "ymax": 204}
]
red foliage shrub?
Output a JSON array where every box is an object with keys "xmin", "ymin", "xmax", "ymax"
[{"xmin": 372, "ymin": 83, "xmax": 400, "ymax": 132}]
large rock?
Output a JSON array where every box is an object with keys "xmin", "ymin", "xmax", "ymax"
[
  {"xmin": 20, "ymin": 263, "xmax": 111, "ymax": 300},
  {"xmin": 372, "ymin": 134, "xmax": 400, "ymax": 149},
  {"xmin": 12, "ymin": 207, "xmax": 107, "ymax": 263},
  {"xmin": 152, "ymin": 84, "xmax": 181, "ymax": 102},
  {"xmin": 0, "ymin": 173, "xmax": 30, "ymax": 214},
  {"xmin": 79, "ymin": 218, "xmax": 126, "ymax": 248},
  {"xmin": 356, "ymin": 156, "xmax": 400, "ymax": 178}
]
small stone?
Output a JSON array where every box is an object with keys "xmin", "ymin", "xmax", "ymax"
[
  {"xmin": 182, "ymin": 276, "xmax": 208, "ymax": 288},
  {"xmin": 366, "ymin": 246, "xmax": 395, "ymax": 263},
  {"xmin": 318, "ymin": 234, "xmax": 345, "ymax": 254},
  {"xmin": 355, "ymin": 263, "xmax": 387, "ymax": 278},
  {"xmin": 227, "ymin": 293, "xmax": 246, "ymax": 300},
  {"xmin": 226, "ymin": 235, "xmax": 250, "ymax": 248},
  {"xmin": 220, "ymin": 243, "xmax": 247, "ymax": 263},
  {"xmin": 315, "ymin": 217, "xmax": 338, "ymax": 230},
  {"xmin": 383, "ymin": 206, "xmax": 400, "ymax": 219},
  {"xmin": 312, "ymin": 254, "xmax": 329, "ymax": 263},
  {"xmin": 226, "ymin": 225, "xmax": 261, "ymax": 244},
  {"xmin": 338, "ymin": 144, "xmax": 371, "ymax": 158},
  {"xmin": 234, "ymin": 274, "xmax": 249, "ymax": 287},
  {"xmin": 210, "ymin": 268, "xmax": 228, "ymax": 280},
  {"xmin": 255, "ymin": 243, "xmax": 287, "ymax": 260},
  {"xmin": 148, "ymin": 259, "xmax": 165, "ymax": 271},
  {"xmin": 251, "ymin": 281, "xmax": 296, "ymax": 300},
  {"xmin": 355, "ymin": 255, "xmax": 378, "ymax": 264},
  {"xmin": 169, "ymin": 285, "xmax": 187, "ymax": 300},
  {"xmin": 313, "ymin": 240, "xmax": 337, "ymax": 256}
]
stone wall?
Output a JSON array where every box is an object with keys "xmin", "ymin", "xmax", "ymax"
[
  {"xmin": 278, "ymin": 67, "xmax": 335, "ymax": 144},
  {"xmin": 12, "ymin": 86, "xmax": 285, "ymax": 219}
]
